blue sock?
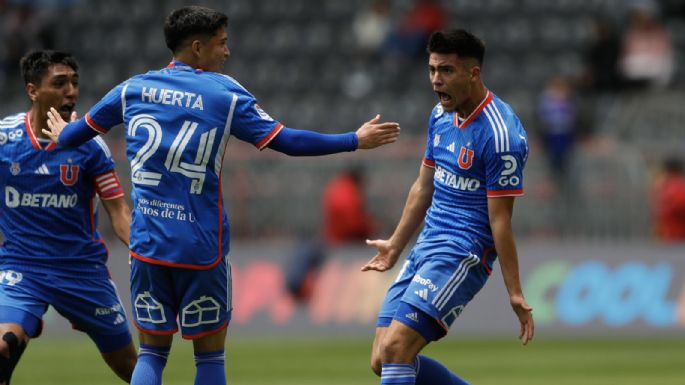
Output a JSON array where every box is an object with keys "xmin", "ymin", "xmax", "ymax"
[
  {"xmin": 415, "ymin": 355, "xmax": 470, "ymax": 385},
  {"xmin": 381, "ymin": 363, "xmax": 416, "ymax": 384},
  {"xmin": 131, "ymin": 344, "xmax": 170, "ymax": 385},
  {"xmin": 194, "ymin": 349, "xmax": 226, "ymax": 385}
]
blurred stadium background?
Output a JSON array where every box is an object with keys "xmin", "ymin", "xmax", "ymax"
[{"xmin": 1, "ymin": 0, "xmax": 685, "ymax": 384}]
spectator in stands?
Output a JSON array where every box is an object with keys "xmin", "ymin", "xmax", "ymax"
[
  {"xmin": 323, "ymin": 165, "xmax": 375, "ymax": 246},
  {"xmin": 652, "ymin": 157, "xmax": 685, "ymax": 242},
  {"xmin": 382, "ymin": 0, "xmax": 447, "ymax": 64},
  {"xmin": 353, "ymin": 0, "xmax": 392, "ymax": 59},
  {"xmin": 619, "ymin": 2, "xmax": 674, "ymax": 89},
  {"xmin": 581, "ymin": 16, "xmax": 622, "ymax": 93},
  {"xmin": 286, "ymin": 165, "xmax": 375, "ymax": 301},
  {"xmin": 0, "ymin": 3, "xmax": 55, "ymax": 81},
  {"xmin": 537, "ymin": 77, "xmax": 579, "ymax": 188}
]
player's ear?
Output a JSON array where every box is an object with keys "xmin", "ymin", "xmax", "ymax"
[
  {"xmin": 470, "ymin": 66, "xmax": 481, "ymax": 81},
  {"xmin": 25, "ymin": 83, "xmax": 39, "ymax": 102},
  {"xmin": 191, "ymin": 39, "xmax": 203, "ymax": 58}
]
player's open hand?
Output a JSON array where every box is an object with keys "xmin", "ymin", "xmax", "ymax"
[
  {"xmin": 361, "ymin": 239, "xmax": 401, "ymax": 272},
  {"xmin": 356, "ymin": 114, "xmax": 400, "ymax": 149},
  {"xmin": 42, "ymin": 107, "xmax": 68, "ymax": 144},
  {"xmin": 510, "ymin": 295, "xmax": 534, "ymax": 345}
]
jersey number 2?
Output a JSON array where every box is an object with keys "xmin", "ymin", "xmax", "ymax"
[{"xmin": 128, "ymin": 114, "xmax": 216, "ymax": 194}]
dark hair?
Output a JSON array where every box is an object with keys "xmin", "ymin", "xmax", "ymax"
[
  {"xmin": 164, "ymin": 6, "xmax": 228, "ymax": 54},
  {"xmin": 20, "ymin": 50, "xmax": 78, "ymax": 85},
  {"xmin": 427, "ymin": 29, "xmax": 485, "ymax": 66}
]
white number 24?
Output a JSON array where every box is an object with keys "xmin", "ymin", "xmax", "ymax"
[{"xmin": 128, "ymin": 114, "xmax": 216, "ymax": 194}]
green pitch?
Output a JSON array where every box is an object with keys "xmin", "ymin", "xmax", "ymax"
[{"xmin": 12, "ymin": 336, "xmax": 685, "ymax": 384}]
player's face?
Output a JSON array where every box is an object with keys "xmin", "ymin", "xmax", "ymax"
[
  {"xmin": 428, "ymin": 53, "xmax": 477, "ymax": 112},
  {"xmin": 197, "ymin": 26, "xmax": 230, "ymax": 73},
  {"xmin": 29, "ymin": 63, "xmax": 79, "ymax": 120}
]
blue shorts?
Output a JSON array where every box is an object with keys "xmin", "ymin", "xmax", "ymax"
[
  {"xmin": 377, "ymin": 241, "xmax": 491, "ymax": 340},
  {"xmin": 0, "ymin": 265, "xmax": 132, "ymax": 352},
  {"xmin": 130, "ymin": 258, "xmax": 232, "ymax": 339}
]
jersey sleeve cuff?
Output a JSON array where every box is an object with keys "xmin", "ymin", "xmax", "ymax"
[
  {"xmin": 256, "ymin": 122, "xmax": 284, "ymax": 150},
  {"xmin": 487, "ymin": 189, "xmax": 524, "ymax": 197},
  {"xmin": 422, "ymin": 158, "xmax": 436, "ymax": 168},
  {"xmin": 85, "ymin": 113, "xmax": 109, "ymax": 134}
]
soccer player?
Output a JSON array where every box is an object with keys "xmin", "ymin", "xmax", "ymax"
[
  {"xmin": 0, "ymin": 50, "xmax": 136, "ymax": 384},
  {"xmin": 42, "ymin": 6, "xmax": 400, "ymax": 385},
  {"xmin": 362, "ymin": 29, "xmax": 534, "ymax": 385}
]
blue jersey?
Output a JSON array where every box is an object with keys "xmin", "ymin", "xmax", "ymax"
[
  {"xmin": 0, "ymin": 111, "xmax": 123, "ymax": 276},
  {"xmin": 418, "ymin": 91, "xmax": 529, "ymax": 262},
  {"xmin": 84, "ymin": 61, "xmax": 283, "ymax": 269}
]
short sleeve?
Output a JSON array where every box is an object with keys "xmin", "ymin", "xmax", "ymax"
[
  {"xmin": 85, "ymin": 82, "xmax": 127, "ymax": 134},
  {"xmin": 485, "ymin": 120, "xmax": 528, "ymax": 197},
  {"xmin": 229, "ymin": 91, "xmax": 283, "ymax": 150}
]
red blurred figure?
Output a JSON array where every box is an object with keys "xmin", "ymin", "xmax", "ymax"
[
  {"xmin": 323, "ymin": 166, "xmax": 374, "ymax": 246},
  {"xmin": 286, "ymin": 166, "xmax": 375, "ymax": 301},
  {"xmin": 653, "ymin": 158, "xmax": 685, "ymax": 241}
]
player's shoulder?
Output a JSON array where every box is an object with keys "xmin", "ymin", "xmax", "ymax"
[
  {"xmin": 478, "ymin": 93, "xmax": 527, "ymax": 155},
  {"xmin": 430, "ymin": 103, "xmax": 445, "ymax": 121},
  {"xmin": 0, "ymin": 112, "xmax": 26, "ymax": 129},
  {"xmin": 82, "ymin": 136, "xmax": 114, "ymax": 159},
  {"xmin": 204, "ymin": 72, "xmax": 253, "ymax": 96}
]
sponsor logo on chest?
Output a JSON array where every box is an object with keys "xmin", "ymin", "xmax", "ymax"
[{"xmin": 434, "ymin": 165, "xmax": 480, "ymax": 191}]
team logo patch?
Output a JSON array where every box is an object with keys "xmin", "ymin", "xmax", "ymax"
[
  {"xmin": 181, "ymin": 295, "xmax": 221, "ymax": 327},
  {"xmin": 433, "ymin": 134, "xmax": 441, "ymax": 147},
  {"xmin": 10, "ymin": 162, "xmax": 20, "ymax": 175},
  {"xmin": 457, "ymin": 146, "xmax": 474, "ymax": 170},
  {"xmin": 254, "ymin": 104, "xmax": 274, "ymax": 122},
  {"xmin": 134, "ymin": 291, "xmax": 167, "ymax": 324},
  {"xmin": 59, "ymin": 164, "xmax": 79, "ymax": 186}
]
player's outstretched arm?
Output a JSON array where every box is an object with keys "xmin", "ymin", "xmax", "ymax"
[
  {"xmin": 44, "ymin": 107, "xmax": 101, "ymax": 147},
  {"xmin": 488, "ymin": 196, "xmax": 534, "ymax": 345},
  {"xmin": 266, "ymin": 115, "xmax": 400, "ymax": 156},
  {"xmin": 362, "ymin": 164, "xmax": 434, "ymax": 272},
  {"xmin": 355, "ymin": 114, "xmax": 401, "ymax": 149}
]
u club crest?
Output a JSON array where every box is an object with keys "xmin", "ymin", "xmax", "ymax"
[
  {"xmin": 60, "ymin": 164, "xmax": 80, "ymax": 186},
  {"xmin": 457, "ymin": 146, "xmax": 474, "ymax": 170}
]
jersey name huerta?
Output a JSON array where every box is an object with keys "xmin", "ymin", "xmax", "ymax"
[
  {"xmin": 5, "ymin": 186, "xmax": 78, "ymax": 208},
  {"xmin": 141, "ymin": 87, "xmax": 204, "ymax": 110}
]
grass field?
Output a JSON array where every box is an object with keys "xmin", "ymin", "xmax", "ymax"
[{"xmin": 12, "ymin": 336, "xmax": 685, "ymax": 384}]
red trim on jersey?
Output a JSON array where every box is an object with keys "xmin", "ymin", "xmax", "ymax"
[
  {"xmin": 134, "ymin": 322, "xmax": 178, "ymax": 336},
  {"xmin": 130, "ymin": 251, "xmax": 223, "ymax": 270},
  {"xmin": 24, "ymin": 111, "xmax": 60, "ymax": 151},
  {"xmin": 95, "ymin": 171, "xmax": 124, "ymax": 200},
  {"xmin": 85, "ymin": 113, "xmax": 108, "ymax": 134},
  {"xmin": 25, "ymin": 111, "xmax": 42, "ymax": 150},
  {"xmin": 422, "ymin": 158, "xmax": 436, "ymax": 168},
  {"xmin": 182, "ymin": 321, "xmax": 229, "ymax": 340},
  {"xmin": 487, "ymin": 189, "xmax": 524, "ymax": 197},
  {"xmin": 455, "ymin": 91, "xmax": 493, "ymax": 129},
  {"xmin": 481, "ymin": 247, "xmax": 495, "ymax": 275},
  {"xmin": 256, "ymin": 122, "xmax": 284, "ymax": 150}
]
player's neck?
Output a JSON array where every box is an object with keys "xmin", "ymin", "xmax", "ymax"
[
  {"xmin": 456, "ymin": 84, "xmax": 487, "ymax": 118},
  {"xmin": 172, "ymin": 53, "xmax": 199, "ymax": 69},
  {"xmin": 29, "ymin": 106, "xmax": 49, "ymax": 140}
]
